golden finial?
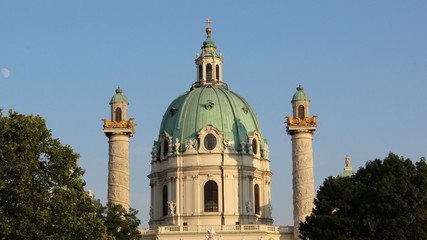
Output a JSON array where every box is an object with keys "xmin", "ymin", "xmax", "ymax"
[{"xmin": 205, "ymin": 18, "xmax": 212, "ymax": 36}]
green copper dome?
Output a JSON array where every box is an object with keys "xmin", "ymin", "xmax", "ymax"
[
  {"xmin": 203, "ymin": 36, "xmax": 215, "ymax": 48},
  {"xmin": 198, "ymin": 36, "xmax": 220, "ymax": 58},
  {"xmin": 292, "ymin": 85, "xmax": 309, "ymax": 101},
  {"xmin": 338, "ymin": 155, "xmax": 355, "ymax": 178},
  {"xmin": 110, "ymin": 86, "xmax": 129, "ymax": 104},
  {"xmin": 158, "ymin": 85, "xmax": 262, "ymax": 152},
  {"xmin": 338, "ymin": 169, "xmax": 355, "ymax": 178}
]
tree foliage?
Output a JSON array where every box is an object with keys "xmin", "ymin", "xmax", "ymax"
[
  {"xmin": 96, "ymin": 203, "xmax": 142, "ymax": 240},
  {"xmin": 300, "ymin": 153, "xmax": 427, "ymax": 240},
  {"xmin": 0, "ymin": 110, "xmax": 110, "ymax": 239}
]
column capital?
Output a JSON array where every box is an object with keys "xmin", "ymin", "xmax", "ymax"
[{"xmin": 286, "ymin": 125, "xmax": 316, "ymax": 135}]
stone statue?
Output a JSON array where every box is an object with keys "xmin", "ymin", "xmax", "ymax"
[
  {"xmin": 151, "ymin": 145, "xmax": 158, "ymax": 161},
  {"xmin": 246, "ymin": 200, "xmax": 253, "ymax": 214},
  {"xmin": 247, "ymin": 142, "xmax": 253, "ymax": 155},
  {"xmin": 205, "ymin": 227, "xmax": 216, "ymax": 240},
  {"xmin": 185, "ymin": 139, "xmax": 197, "ymax": 152},
  {"xmin": 263, "ymin": 143, "xmax": 270, "ymax": 159},
  {"xmin": 267, "ymin": 203, "xmax": 272, "ymax": 218},
  {"xmin": 224, "ymin": 139, "xmax": 236, "ymax": 153},
  {"xmin": 149, "ymin": 206, "xmax": 153, "ymax": 219},
  {"xmin": 168, "ymin": 139, "xmax": 173, "ymax": 156},
  {"xmin": 174, "ymin": 138, "xmax": 180, "ymax": 155},
  {"xmin": 240, "ymin": 139, "xmax": 246, "ymax": 153},
  {"xmin": 345, "ymin": 154, "xmax": 350, "ymax": 167},
  {"xmin": 87, "ymin": 190, "xmax": 93, "ymax": 199},
  {"xmin": 167, "ymin": 200, "xmax": 176, "ymax": 216}
]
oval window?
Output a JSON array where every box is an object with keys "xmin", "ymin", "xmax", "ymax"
[
  {"xmin": 204, "ymin": 134, "xmax": 217, "ymax": 150},
  {"xmin": 252, "ymin": 139, "xmax": 257, "ymax": 155},
  {"xmin": 163, "ymin": 139, "xmax": 169, "ymax": 156}
]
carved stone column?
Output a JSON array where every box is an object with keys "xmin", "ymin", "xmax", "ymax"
[
  {"xmin": 107, "ymin": 133, "xmax": 132, "ymax": 210},
  {"xmin": 287, "ymin": 126, "xmax": 316, "ymax": 239},
  {"xmin": 104, "ymin": 87, "xmax": 134, "ymax": 211}
]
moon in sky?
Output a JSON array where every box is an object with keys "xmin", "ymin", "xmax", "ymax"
[{"xmin": 1, "ymin": 68, "xmax": 10, "ymax": 78}]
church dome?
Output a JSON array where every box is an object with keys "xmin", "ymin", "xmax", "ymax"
[
  {"xmin": 292, "ymin": 84, "xmax": 309, "ymax": 101},
  {"xmin": 109, "ymin": 86, "xmax": 128, "ymax": 104},
  {"xmin": 158, "ymin": 85, "xmax": 262, "ymax": 151}
]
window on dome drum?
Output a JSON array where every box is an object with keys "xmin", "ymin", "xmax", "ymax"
[
  {"xmin": 254, "ymin": 184, "xmax": 260, "ymax": 214},
  {"xmin": 216, "ymin": 65, "xmax": 219, "ymax": 80},
  {"xmin": 199, "ymin": 65, "xmax": 203, "ymax": 80},
  {"xmin": 115, "ymin": 108, "xmax": 122, "ymax": 122},
  {"xmin": 204, "ymin": 181, "xmax": 218, "ymax": 212},
  {"xmin": 163, "ymin": 139, "xmax": 169, "ymax": 157},
  {"xmin": 252, "ymin": 139, "xmax": 257, "ymax": 155},
  {"xmin": 162, "ymin": 186, "xmax": 168, "ymax": 216},
  {"xmin": 298, "ymin": 105, "xmax": 305, "ymax": 119},
  {"xmin": 206, "ymin": 63, "xmax": 212, "ymax": 82},
  {"xmin": 204, "ymin": 134, "xmax": 217, "ymax": 150}
]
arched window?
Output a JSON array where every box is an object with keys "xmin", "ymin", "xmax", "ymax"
[
  {"xmin": 162, "ymin": 186, "xmax": 168, "ymax": 216},
  {"xmin": 252, "ymin": 138, "xmax": 258, "ymax": 155},
  {"xmin": 115, "ymin": 108, "xmax": 122, "ymax": 122},
  {"xmin": 254, "ymin": 184, "xmax": 260, "ymax": 214},
  {"xmin": 216, "ymin": 65, "xmax": 219, "ymax": 80},
  {"xmin": 199, "ymin": 65, "xmax": 203, "ymax": 80},
  {"xmin": 163, "ymin": 139, "xmax": 169, "ymax": 157},
  {"xmin": 298, "ymin": 105, "xmax": 305, "ymax": 119},
  {"xmin": 206, "ymin": 64, "xmax": 212, "ymax": 82},
  {"xmin": 204, "ymin": 181, "xmax": 218, "ymax": 212}
]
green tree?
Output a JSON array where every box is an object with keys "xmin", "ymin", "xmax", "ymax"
[
  {"xmin": 0, "ymin": 110, "xmax": 110, "ymax": 239},
  {"xmin": 96, "ymin": 203, "xmax": 142, "ymax": 240},
  {"xmin": 300, "ymin": 153, "xmax": 427, "ymax": 240}
]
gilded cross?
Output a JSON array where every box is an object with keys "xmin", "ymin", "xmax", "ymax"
[{"xmin": 205, "ymin": 18, "xmax": 212, "ymax": 28}]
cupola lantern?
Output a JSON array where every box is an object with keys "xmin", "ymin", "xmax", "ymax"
[{"xmin": 194, "ymin": 18, "xmax": 225, "ymax": 88}]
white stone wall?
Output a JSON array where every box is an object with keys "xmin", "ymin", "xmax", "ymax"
[
  {"xmin": 148, "ymin": 151, "xmax": 274, "ymax": 228},
  {"xmin": 110, "ymin": 102, "xmax": 128, "ymax": 121},
  {"xmin": 195, "ymin": 56, "xmax": 224, "ymax": 84}
]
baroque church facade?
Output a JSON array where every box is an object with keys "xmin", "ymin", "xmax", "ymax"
[{"xmin": 102, "ymin": 20, "xmax": 319, "ymax": 240}]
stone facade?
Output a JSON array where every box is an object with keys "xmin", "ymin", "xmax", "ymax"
[
  {"xmin": 105, "ymin": 24, "xmax": 324, "ymax": 240},
  {"xmin": 148, "ymin": 133, "xmax": 274, "ymax": 228}
]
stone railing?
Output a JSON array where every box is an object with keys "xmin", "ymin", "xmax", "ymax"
[{"xmin": 139, "ymin": 224, "xmax": 293, "ymax": 235}]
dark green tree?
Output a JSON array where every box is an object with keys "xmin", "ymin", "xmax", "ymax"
[
  {"xmin": 96, "ymin": 203, "xmax": 142, "ymax": 240},
  {"xmin": 0, "ymin": 110, "xmax": 111, "ymax": 239},
  {"xmin": 300, "ymin": 153, "xmax": 427, "ymax": 240}
]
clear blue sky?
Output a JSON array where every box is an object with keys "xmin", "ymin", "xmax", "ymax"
[{"xmin": 1, "ymin": 1, "xmax": 426, "ymax": 227}]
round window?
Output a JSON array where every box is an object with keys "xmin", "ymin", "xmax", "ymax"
[
  {"xmin": 252, "ymin": 139, "xmax": 257, "ymax": 155},
  {"xmin": 163, "ymin": 139, "xmax": 169, "ymax": 156},
  {"xmin": 204, "ymin": 134, "xmax": 217, "ymax": 150}
]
